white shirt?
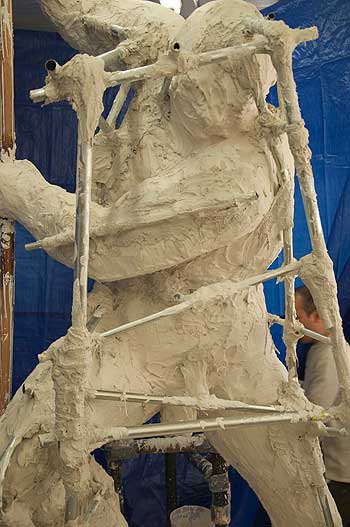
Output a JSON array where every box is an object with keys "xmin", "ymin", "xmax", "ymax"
[{"xmin": 304, "ymin": 341, "xmax": 350, "ymax": 482}]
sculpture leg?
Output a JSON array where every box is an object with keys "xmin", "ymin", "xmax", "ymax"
[
  {"xmin": 206, "ymin": 427, "xmax": 341, "ymax": 527},
  {"xmin": 89, "ymin": 281, "xmax": 342, "ymax": 526},
  {"xmin": 200, "ymin": 285, "xmax": 342, "ymax": 527}
]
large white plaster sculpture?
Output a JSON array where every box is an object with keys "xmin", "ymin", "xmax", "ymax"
[{"xmin": 0, "ymin": 1, "xmax": 350, "ymax": 526}]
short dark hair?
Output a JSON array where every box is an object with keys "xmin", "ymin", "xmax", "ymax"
[{"xmin": 295, "ymin": 285, "xmax": 316, "ymax": 315}]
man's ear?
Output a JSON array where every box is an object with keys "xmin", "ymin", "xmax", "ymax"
[{"xmin": 309, "ymin": 310, "xmax": 319, "ymax": 323}]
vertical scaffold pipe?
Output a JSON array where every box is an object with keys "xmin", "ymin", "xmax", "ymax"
[
  {"xmin": 243, "ymin": 16, "xmax": 350, "ymax": 404},
  {"xmin": 39, "ymin": 54, "xmax": 108, "ymax": 526},
  {"xmin": 72, "ymin": 136, "xmax": 93, "ymax": 328},
  {"xmin": 271, "ymin": 30, "xmax": 350, "ymax": 405},
  {"xmin": 60, "ymin": 131, "xmax": 93, "ymax": 524},
  {"xmin": 277, "ymin": 82, "xmax": 298, "ymax": 383}
]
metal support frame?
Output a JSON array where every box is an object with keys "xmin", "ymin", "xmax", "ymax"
[
  {"xmin": 105, "ymin": 433, "xmax": 228, "ymax": 527},
  {"xmin": 0, "ymin": 0, "xmax": 15, "ymax": 415},
  {"xmin": 104, "ymin": 412, "xmax": 322, "ymax": 442},
  {"xmin": 243, "ymin": 15, "xmax": 350, "ymax": 405},
  {"xmin": 29, "ymin": 36, "xmax": 268, "ymax": 105},
  {"xmin": 94, "ymin": 389, "xmax": 286, "ymax": 413},
  {"xmin": 105, "ymin": 434, "xmax": 224, "ymax": 527},
  {"xmin": 106, "ymin": 82, "xmax": 131, "ymax": 128}
]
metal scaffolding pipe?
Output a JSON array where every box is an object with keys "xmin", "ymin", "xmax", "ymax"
[
  {"xmin": 106, "ymin": 82, "xmax": 131, "ymax": 128},
  {"xmin": 209, "ymin": 453, "xmax": 231, "ymax": 527},
  {"xmin": 106, "ymin": 37, "xmax": 268, "ymax": 88},
  {"xmin": 244, "ymin": 15, "xmax": 350, "ymax": 405},
  {"xmin": 100, "ymin": 260, "xmax": 301, "ymax": 338},
  {"xmin": 279, "ymin": 113, "xmax": 299, "ymax": 381},
  {"xmin": 165, "ymin": 453, "xmax": 177, "ymax": 525},
  {"xmin": 71, "ymin": 139, "xmax": 93, "ymax": 326},
  {"xmin": 105, "ymin": 412, "xmax": 312, "ymax": 441},
  {"xmin": 29, "ymin": 36, "xmax": 268, "ymax": 105},
  {"xmin": 94, "ymin": 390, "xmax": 286, "ymax": 414}
]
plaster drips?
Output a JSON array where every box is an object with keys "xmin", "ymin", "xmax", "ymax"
[
  {"xmin": 0, "ymin": 0, "xmax": 346, "ymax": 526},
  {"xmin": 44, "ymin": 54, "xmax": 111, "ymax": 143}
]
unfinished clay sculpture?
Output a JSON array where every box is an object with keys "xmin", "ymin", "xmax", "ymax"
[{"xmin": 1, "ymin": 1, "xmax": 350, "ymax": 526}]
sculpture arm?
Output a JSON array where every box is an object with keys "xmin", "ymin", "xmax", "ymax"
[{"xmin": 0, "ymin": 146, "xmax": 275, "ymax": 281}]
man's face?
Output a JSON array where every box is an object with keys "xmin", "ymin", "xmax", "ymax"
[
  {"xmin": 294, "ymin": 293, "xmax": 328, "ymax": 342},
  {"xmin": 295, "ymin": 294, "xmax": 314, "ymax": 342}
]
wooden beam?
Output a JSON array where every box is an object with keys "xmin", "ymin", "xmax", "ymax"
[
  {"xmin": 1, "ymin": 0, "xmax": 14, "ymax": 153},
  {"xmin": 0, "ymin": 0, "xmax": 15, "ymax": 414}
]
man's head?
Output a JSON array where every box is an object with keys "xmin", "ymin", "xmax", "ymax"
[{"xmin": 295, "ymin": 285, "xmax": 328, "ymax": 342}]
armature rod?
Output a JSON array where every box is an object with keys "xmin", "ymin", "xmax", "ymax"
[
  {"xmin": 71, "ymin": 138, "xmax": 93, "ymax": 327},
  {"xmin": 29, "ymin": 36, "xmax": 268, "ymax": 104},
  {"xmin": 106, "ymin": 82, "xmax": 131, "ymax": 128},
  {"xmin": 100, "ymin": 260, "xmax": 301, "ymax": 338},
  {"xmin": 94, "ymin": 390, "xmax": 286, "ymax": 413},
  {"xmin": 104, "ymin": 412, "xmax": 321, "ymax": 441},
  {"xmin": 272, "ymin": 80, "xmax": 299, "ymax": 382},
  {"xmin": 106, "ymin": 37, "xmax": 268, "ymax": 87}
]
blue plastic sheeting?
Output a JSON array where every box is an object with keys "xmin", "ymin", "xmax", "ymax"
[
  {"xmin": 328, "ymin": 174, "xmax": 350, "ymax": 341},
  {"xmin": 11, "ymin": 0, "xmax": 350, "ymax": 523},
  {"xmin": 13, "ymin": 31, "xmax": 77, "ymax": 392}
]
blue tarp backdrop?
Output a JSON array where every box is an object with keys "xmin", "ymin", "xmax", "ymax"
[{"xmin": 11, "ymin": 0, "xmax": 350, "ymax": 525}]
